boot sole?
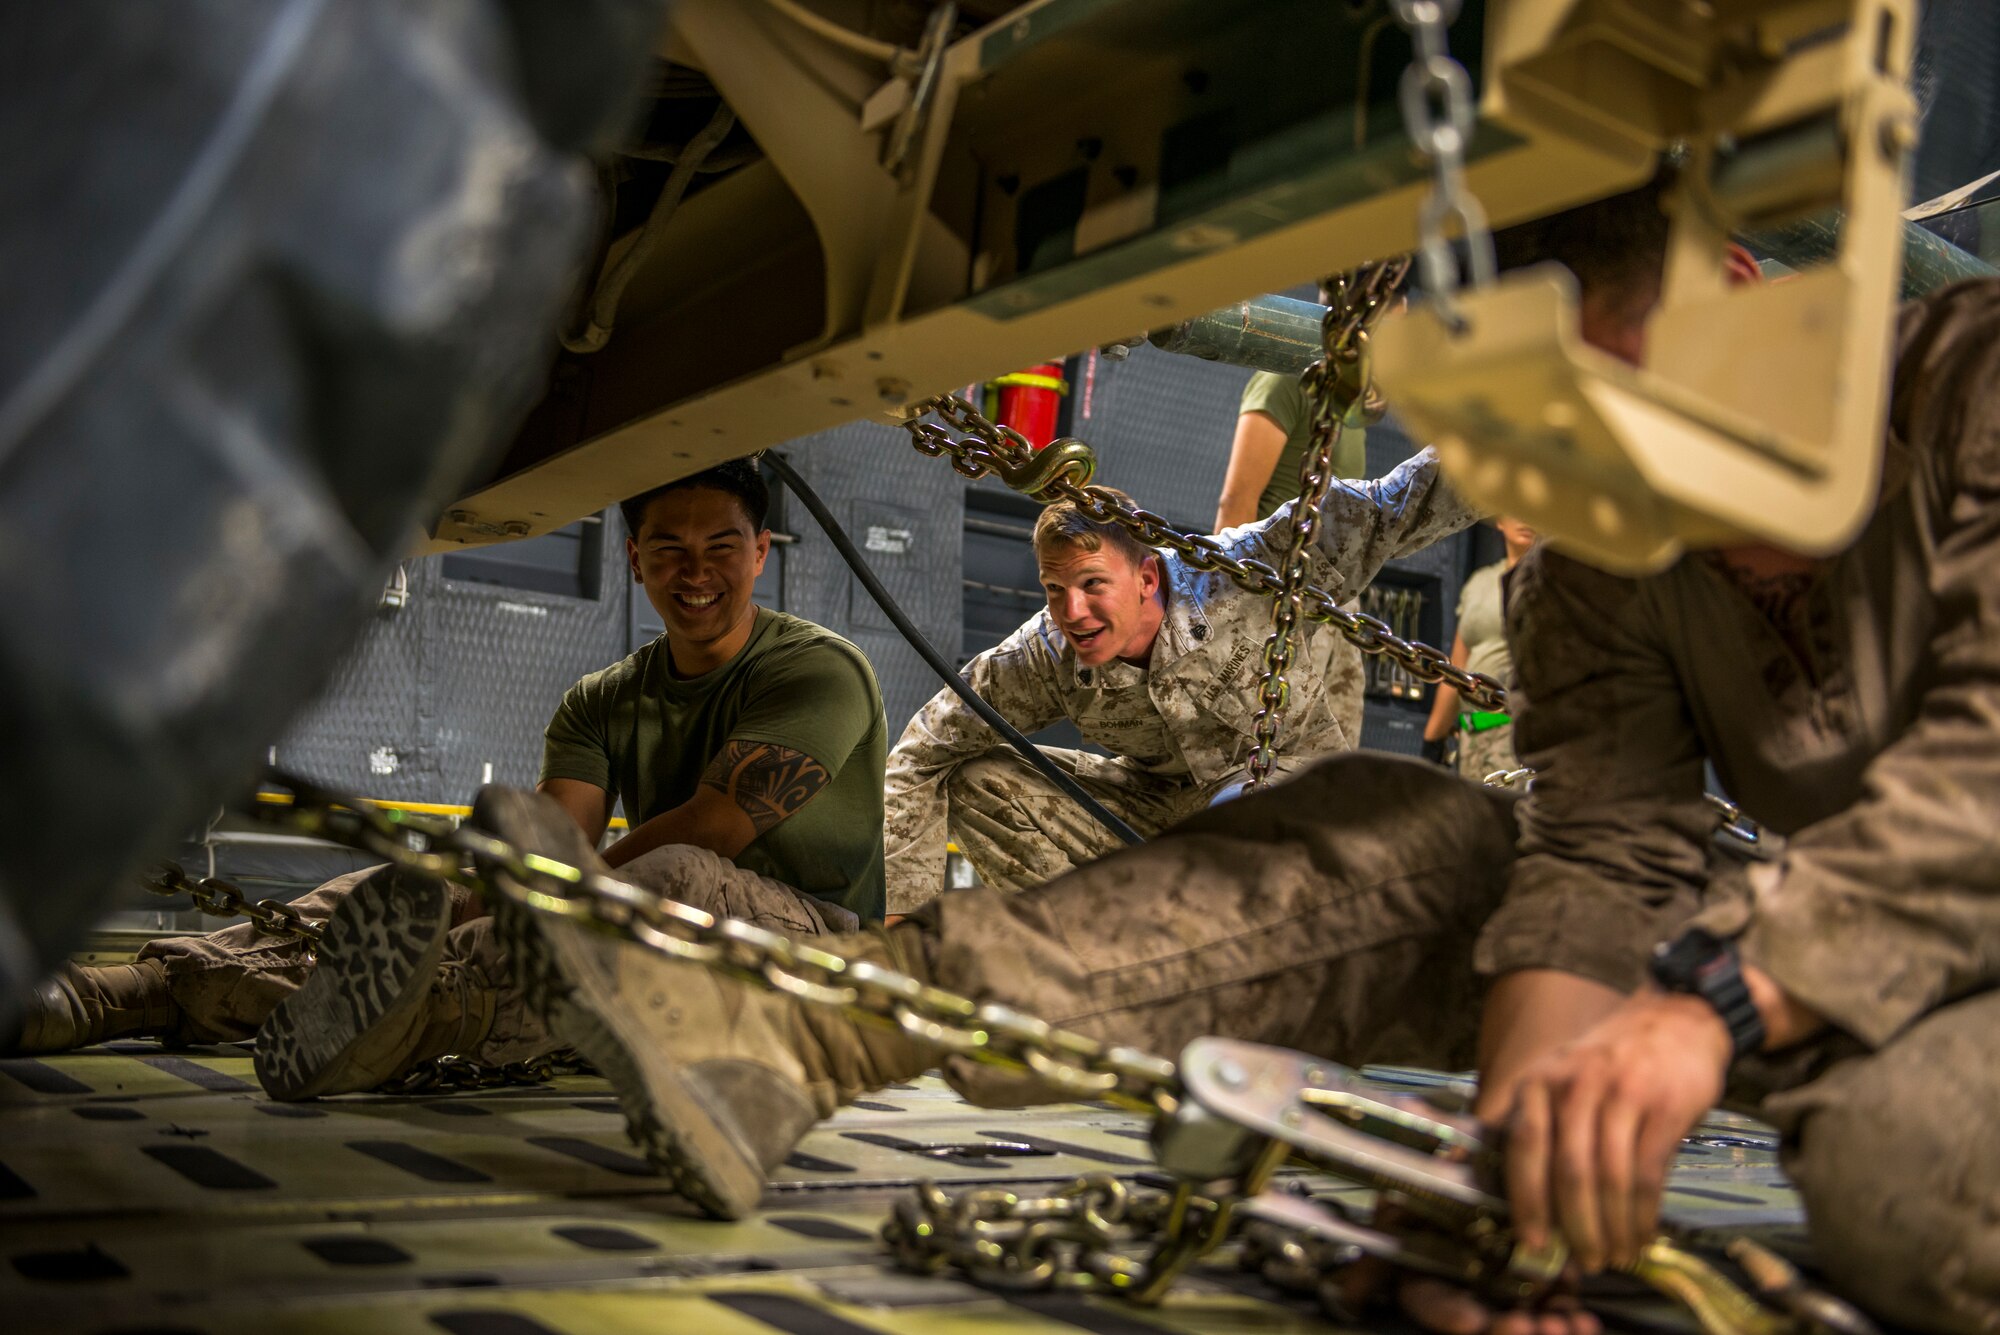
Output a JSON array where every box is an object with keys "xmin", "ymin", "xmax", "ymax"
[
  {"xmin": 489, "ymin": 891, "xmax": 763, "ymax": 1219},
  {"xmin": 254, "ymin": 868, "xmax": 452, "ymax": 1101}
]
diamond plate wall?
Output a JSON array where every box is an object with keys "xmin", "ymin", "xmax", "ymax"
[
  {"xmin": 276, "ymin": 520, "xmax": 630, "ymax": 804},
  {"xmin": 775, "ymin": 420, "xmax": 965, "ymax": 736}
]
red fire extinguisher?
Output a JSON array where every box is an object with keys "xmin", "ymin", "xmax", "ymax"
[{"xmin": 987, "ymin": 362, "xmax": 1068, "ymax": 450}]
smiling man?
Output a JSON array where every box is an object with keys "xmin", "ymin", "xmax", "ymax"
[
  {"xmin": 539, "ymin": 460, "xmax": 888, "ymax": 922},
  {"xmin": 882, "ymin": 459, "xmax": 1477, "ymax": 913}
]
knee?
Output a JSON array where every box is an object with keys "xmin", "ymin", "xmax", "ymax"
[
  {"xmin": 1781, "ymin": 1045, "xmax": 2000, "ymax": 1333},
  {"xmin": 620, "ymin": 843, "xmax": 733, "ymax": 913},
  {"xmin": 944, "ymin": 751, "xmax": 1034, "ymax": 810}
]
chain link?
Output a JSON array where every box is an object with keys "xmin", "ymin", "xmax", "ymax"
[
  {"xmin": 1390, "ymin": 0, "xmax": 1494, "ymax": 330},
  {"xmin": 139, "ymin": 862, "xmax": 324, "ymax": 945},
  {"xmin": 902, "ymin": 395, "xmax": 1507, "ymax": 712},
  {"xmin": 1245, "ymin": 258, "xmax": 1413, "ymax": 789}
]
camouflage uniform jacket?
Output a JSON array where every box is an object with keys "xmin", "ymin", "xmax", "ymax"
[
  {"xmin": 885, "ymin": 448, "xmax": 1478, "ymax": 909},
  {"xmin": 1484, "ymin": 280, "xmax": 2000, "ymax": 1051}
]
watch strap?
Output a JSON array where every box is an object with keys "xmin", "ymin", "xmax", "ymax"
[{"xmin": 1651, "ymin": 931, "xmax": 1767, "ymax": 1060}]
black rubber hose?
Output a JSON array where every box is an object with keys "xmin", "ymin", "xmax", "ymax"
[{"xmin": 764, "ymin": 453, "xmax": 1144, "ymax": 847}]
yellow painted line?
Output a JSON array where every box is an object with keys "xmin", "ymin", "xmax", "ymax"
[{"xmin": 253, "ymin": 789, "xmax": 628, "ymax": 829}]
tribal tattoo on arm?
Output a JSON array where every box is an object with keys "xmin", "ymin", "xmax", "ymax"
[{"xmin": 699, "ymin": 741, "xmax": 831, "ymax": 837}]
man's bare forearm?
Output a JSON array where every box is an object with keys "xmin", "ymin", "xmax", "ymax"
[{"xmin": 603, "ymin": 740, "xmax": 830, "ymax": 869}]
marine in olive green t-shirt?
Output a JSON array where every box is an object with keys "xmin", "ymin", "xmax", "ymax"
[
  {"xmin": 1237, "ymin": 370, "xmax": 1368, "ymax": 518},
  {"xmin": 540, "ymin": 608, "xmax": 888, "ymax": 921}
]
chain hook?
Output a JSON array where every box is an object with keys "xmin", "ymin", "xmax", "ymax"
[{"xmin": 991, "ymin": 436, "xmax": 1098, "ymax": 501}]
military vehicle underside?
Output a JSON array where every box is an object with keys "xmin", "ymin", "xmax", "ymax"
[{"xmin": 1, "ymin": 1037, "xmax": 1801, "ymax": 1335}]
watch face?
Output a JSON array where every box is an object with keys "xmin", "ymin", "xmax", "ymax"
[{"xmin": 1653, "ymin": 928, "xmax": 1725, "ymax": 988}]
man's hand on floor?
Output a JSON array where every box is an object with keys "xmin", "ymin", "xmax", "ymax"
[{"xmin": 1493, "ymin": 990, "xmax": 1731, "ymax": 1273}]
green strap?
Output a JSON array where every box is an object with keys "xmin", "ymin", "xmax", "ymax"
[{"xmin": 1459, "ymin": 710, "xmax": 1511, "ymax": 733}]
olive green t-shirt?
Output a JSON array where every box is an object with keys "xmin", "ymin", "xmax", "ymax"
[
  {"xmin": 540, "ymin": 609, "xmax": 888, "ymax": 921},
  {"xmin": 1238, "ymin": 371, "xmax": 1369, "ymax": 519},
  {"xmin": 1455, "ymin": 559, "xmax": 1513, "ymax": 689}
]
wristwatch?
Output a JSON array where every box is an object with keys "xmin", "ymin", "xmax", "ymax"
[{"xmin": 1648, "ymin": 927, "xmax": 1766, "ymax": 1060}]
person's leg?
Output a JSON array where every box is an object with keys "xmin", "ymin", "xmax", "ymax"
[
  {"xmin": 499, "ymin": 755, "xmax": 1515, "ymax": 1216},
  {"xmin": 144, "ymin": 865, "xmax": 415, "ymax": 1043},
  {"xmin": 1757, "ymin": 990, "xmax": 2000, "ymax": 1334},
  {"xmin": 944, "ymin": 748, "xmax": 1190, "ymax": 894},
  {"xmin": 920, "ymin": 753, "xmax": 1515, "ymax": 1104},
  {"xmin": 255, "ymin": 834, "xmax": 862, "ymax": 1094},
  {"xmin": 8, "ymin": 863, "xmax": 400, "ymax": 1052}
]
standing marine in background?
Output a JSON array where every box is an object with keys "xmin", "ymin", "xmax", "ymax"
[{"xmin": 1423, "ymin": 516, "xmax": 1537, "ymax": 778}]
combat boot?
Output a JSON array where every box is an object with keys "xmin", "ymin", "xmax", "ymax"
[
  {"xmin": 5, "ymin": 960, "xmax": 178, "ymax": 1054},
  {"xmin": 254, "ymin": 865, "xmax": 492, "ymax": 1100},
  {"xmin": 473, "ymin": 786, "xmax": 932, "ymax": 1219}
]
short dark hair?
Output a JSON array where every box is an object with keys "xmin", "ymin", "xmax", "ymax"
[
  {"xmin": 619, "ymin": 458, "xmax": 770, "ymax": 539},
  {"xmin": 1492, "ymin": 161, "xmax": 1676, "ymax": 303}
]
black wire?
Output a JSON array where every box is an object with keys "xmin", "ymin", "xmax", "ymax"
[{"xmin": 763, "ymin": 453, "xmax": 1144, "ymax": 848}]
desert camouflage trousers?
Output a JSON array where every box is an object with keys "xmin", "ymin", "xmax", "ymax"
[
  {"xmin": 860, "ymin": 753, "xmax": 1996, "ymax": 1335},
  {"xmin": 944, "ymin": 746, "xmax": 1311, "ymax": 895},
  {"xmin": 139, "ymin": 843, "xmax": 857, "ymax": 1062}
]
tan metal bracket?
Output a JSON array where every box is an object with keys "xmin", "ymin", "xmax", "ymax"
[{"xmin": 1374, "ymin": 0, "xmax": 1918, "ymax": 572}]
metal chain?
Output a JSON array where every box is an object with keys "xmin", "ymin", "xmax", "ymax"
[
  {"xmin": 902, "ymin": 395, "xmax": 1508, "ymax": 711},
  {"xmin": 884, "ymin": 1175, "xmax": 1198, "ymax": 1294},
  {"xmin": 140, "ymin": 863, "xmax": 323, "ymax": 945},
  {"xmin": 1391, "ymin": 0, "xmax": 1494, "ymax": 330},
  {"xmin": 246, "ymin": 782, "xmax": 1821, "ymax": 1331},
  {"xmin": 376, "ymin": 1050, "xmax": 597, "ymax": 1095},
  {"xmin": 260, "ymin": 780, "xmax": 1184, "ymax": 1117},
  {"xmin": 1246, "ymin": 258, "xmax": 1412, "ymax": 789}
]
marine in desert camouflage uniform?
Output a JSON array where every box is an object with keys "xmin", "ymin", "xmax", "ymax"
[{"xmin": 883, "ymin": 460, "xmax": 1479, "ymax": 913}]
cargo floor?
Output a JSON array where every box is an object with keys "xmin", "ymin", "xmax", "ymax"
[{"xmin": 0, "ymin": 1047, "xmax": 1810, "ymax": 1334}]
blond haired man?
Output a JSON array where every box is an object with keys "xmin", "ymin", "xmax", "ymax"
[{"xmin": 883, "ymin": 462, "xmax": 1477, "ymax": 913}]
